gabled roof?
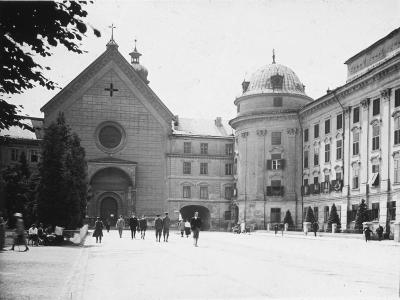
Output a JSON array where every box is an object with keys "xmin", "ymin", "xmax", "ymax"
[
  {"xmin": 0, "ymin": 117, "xmax": 44, "ymax": 140},
  {"xmin": 40, "ymin": 44, "xmax": 174, "ymax": 125},
  {"xmin": 173, "ymin": 117, "xmax": 233, "ymax": 138}
]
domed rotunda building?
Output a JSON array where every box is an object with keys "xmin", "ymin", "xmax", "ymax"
[{"xmin": 230, "ymin": 54, "xmax": 313, "ymax": 228}]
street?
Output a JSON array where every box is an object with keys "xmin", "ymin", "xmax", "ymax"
[{"xmin": 68, "ymin": 230, "xmax": 399, "ymax": 299}]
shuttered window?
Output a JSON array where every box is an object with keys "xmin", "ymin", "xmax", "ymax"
[{"xmin": 271, "ymin": 132, "xmax": 282, "ymax": 145}]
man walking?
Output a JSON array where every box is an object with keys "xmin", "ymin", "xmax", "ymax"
[
  {"xmin": 129, "ymin": 214, "xmax": 139, "ymax": 239},
  {"xmin": 376, "ymin": 224, "xmax": 384, "ymax": 241},
  {"xmin": 312, "ymin": 222, "xmax": 319, "ymax": 237},
  {"xmin": 364, "ymin": 226, "xmax": 372, "ymax": 242},
  {"xmin": 116, "ymin": 215, "xmax": 125, "ymax": 238},
  {"xmin": 162, "ymin": 212, "xmax": 170, "ymax": 242},
  {"xmin": 11, "ymin": 213, "xmax": 29, "ymax": 252},
  {"xmin": 154, "ymin": 214, "xmax": 163, "ymax": 242},
  {"xmin": 139, "ymin": 215, "xmax": 147, "ymax": 239},
  {"xmin": 190, "ymin": 211, "xmax": 202, "ymax": 247}
]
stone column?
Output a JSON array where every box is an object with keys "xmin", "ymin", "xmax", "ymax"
[
  {"xmin": 360, "ymin": 99, "xmax": 370, "ymax": 195},
  {"xmin": 380, "ymin": 88, "xmax": 391, "ymax": 193}
]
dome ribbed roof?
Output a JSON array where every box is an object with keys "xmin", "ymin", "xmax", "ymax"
[{"xmin": 245, "ymin": 63, "xmax": 306, "ymax": 96}]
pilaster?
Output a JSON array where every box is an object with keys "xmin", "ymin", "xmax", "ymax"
[
  {"xmin": 380, "ymin": 88, "xmax": 391, "ymax": 192},
  {"xmin": 360, "ymin": 99, "xmax": 370, "ymax": 195}
]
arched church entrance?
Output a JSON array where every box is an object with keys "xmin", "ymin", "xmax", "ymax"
[
  {"xmin": 180, "ymin": 205, "xmax": 211, "ymax": 230},
  {"xmin": 100, "ymin": 196, "xmax": 118, "ymax": 225}
]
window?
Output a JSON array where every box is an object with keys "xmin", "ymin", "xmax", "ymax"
[
  {"xmin": 372, "ymin": 164, "xmax": 379, "ymax": 173},
  {"xmin": 353, "ymin": 107, "xmax": 360, "ymax": 123},
  {"xmin": 200, "ymin": 162, "xmax": 208, "ymax": 175},
  {"xmin": 394, "ymin": 117, "xmax": 400, "ymax": 145},
  {"xmin": 271, "ymin": 180, "xmax": 281, "ymax": 186},
  {"xmin": 349, "ymin": 204, "xmax": 359, "ymax": 221},
  {"xmin": 271, "ymin": 132, "xmax": 281, "ymax": 145},
  {"xmin": 30, "ymin": 150, "xmax": 39, "ymax": 163},
  {"xmin": 372, "ymin": 99, "xmax": 380, "ymax": 116},
  {"xmin": 325, "ymin": 144, "xmax": 330, "ymax": 163},
  {"xmin": 314, "ymin": 176, "xmax": 319, "ymax": 184},
  {"xmin": 303, "ymin": 179, "xmax": 309, "ymax": 186},
  {"xmin": 336, "ymin": 140, "xmax": 342, "ymax": 160},
  {"xmin": 225, "ymin": 163, "xmax": 233, "ymax": 175},
  {"xmin": 336, "ymin": 114, "xmax": 343, "ymax": 130},
  {"xmin": 388, "ymin": 201, "xmax": 396, "ymax": 221},
  {"xmin": 270, "ymin": 208, "xmax": 281, "ymax": 223},
  {"xmin": 11, "ymin": 148, "xmax": 19, "ymax": 161},
  {"xmin": 184, "ymin": 142, "xmax": 192, "ymax": 154},
  {"xmin": 336, "ymin": 172, "xmax": 342, "ymax": 181},
  {"xmin": 324, "ymin": 174, "xmax": 330, "ymax": 183},
  {"xmin": 353, "ymin": 167, "xmax": 359, "ymax": 189},
  {"xmin": 304, "ymin": 151, "xmax": 309, "ymax": 168},
  {"xmin": 200, "ymin": 143, "xmax": 208, "ymax": 154},
  {"xmin": 225, "ymin": 186, "xmax": 233, "ymax": 200},
  {"xmin": 271, "ymin": 153, "xmax": 282, "ymax": 170},
  {"xmin": 325, "ymin": 119, "xmax": 330, "ymax": 134},
  {"xmin": 273, "ymin": 97, "xmax": 283, "ymax": 107},
  {"xmin": 353, "ymin": 131, "xmax": 360, "ymax": 155},
  {"xmin": 271, "ymin": 74, "xmax": 283, "ymax": 90},
  {"xmin": 314, "ymin": 124, "xmax": 319, "ymax": 138},
  {"xmin": 371, "ymin": 203, "xmax": 379, "ymax": 220},
  {"xmin": 225, "ymin": 144, "xmax": 234, "ymax": 156},
  {"xmin": 324, "ymin": 206, "xmax": 329, "ymax": 222},
  {"xmin": 183, "ymin": 162, "xmax": 191, "ymax": 174},
  {"xmin": 183, "ymin": 186, "xmax": 191, "ymax": 198},
  {"xmin": 314, "ymin": 148, "xmax": 319, "ymax": 166},
  {"xmin": 394, "ymin": 157, "xmax": 400, "ymax": 183},
  {"xmin": 200, "ymin": 186, "xmax": 208, "ymax": 199},
  {"xmin": 304, "ymin": 129, "xmax": 309, "ymax": 142},
  {"xmin": 395, "ymin": 89, "xmax": 400, "ymax": 108},
  {"xmin": 313, "ymin": 207, "xmax": 319, "ymax": 222},
  {"xmin": 372, "ymin": 125, "xmax": 380, "ymax": 151},
  {"xmin": 371, "ymin": 163, "xmax": 380, "ymax": 186}
]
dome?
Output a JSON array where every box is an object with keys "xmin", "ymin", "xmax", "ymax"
[{"xmin": 244, "ymin": 63, "xmax": 306, "ymax": 96}]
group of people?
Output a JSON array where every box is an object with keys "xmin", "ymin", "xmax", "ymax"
[
  {"xmin": 363, "ymin": 224, "xmax": 385, "ymax": 242},
  {"xmin": 92, "ymin": 211, "xmax": 203, "ymax": 247}
]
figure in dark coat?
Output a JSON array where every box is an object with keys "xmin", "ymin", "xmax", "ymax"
[
  {"xmin": 154, "ymin": 215, "xmax": 163, "ymax": 242},
  {"xmin": 129, "ymin": 214, "xmax": 139, "ymax": 239},
  {"xmin": 139, "ymin": 216, "xmax": 147, "ymax": 239},
  {"xmin": 162, "ymin": 212, "xmax": 171, "ymax": 242},
  {"xmin": 190, "ymin": 212, "xmax": 202, "ymax": 247},
  {"xmin": 274, "ymin": 224, "xmax": 278, "ymax": 235},
  {"xmin": 364, "ymin": 226, "xmax": 372, "ymax": 242},
  {"xmin": 376, "ymin": 225, "xmax": 384, "ymax": 241},
  {"xmin": 93, "ymin": 217, "xmax": 104, "ymax": 243},
  {"xmin": 312, "ymin": 222, "xmax": 319, "ymax": 237},
  {"xmin": 105, "ymin": 219, "xmax": 111, "ymax": 233}
]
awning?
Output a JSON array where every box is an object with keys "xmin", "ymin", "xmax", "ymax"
[{"xmin": 369, "ymin": 173, "xmax": 379, "ymax": 186}]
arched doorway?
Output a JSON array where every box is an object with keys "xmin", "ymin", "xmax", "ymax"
[
  {"xmin": 180, "ymin": 205, "xmax": 211, "ymax": 230},
  {"xmin": 100, "ymin": 197, "xmax": 118, "ymax": 225}
]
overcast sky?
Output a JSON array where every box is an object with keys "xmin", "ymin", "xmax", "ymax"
[{"xmin": 8, "ymin": 0, "xmax": 400, "ymax": 121}]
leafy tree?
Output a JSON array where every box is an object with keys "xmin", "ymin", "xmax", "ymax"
[
  {"xmin": 283, "ymin": 210, "xmax": 294, "ymax": 228},
  {"xmin": 327, "ymin": 203, "xmax": 341, "ymax": 232},
  {"xmin": 355, "ymin": 199, "xmax": 369, "ymax": 232},
  {"xmin": 0, "ymin": 1, "xmax": 100, "ymax": 130},
  {"xmin": 37, "ymin": 113, "xmax": 87, "ymax": 229},
  {"xmin": 305, "ymin": 206, "xmax": 316, "ymax": 223}
]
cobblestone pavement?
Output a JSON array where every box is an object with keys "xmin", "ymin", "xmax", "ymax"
[{"xmin": 66, "ymin": 230, "xmax": 399, "ymax": 300}]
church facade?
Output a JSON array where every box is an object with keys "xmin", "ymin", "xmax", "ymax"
[{"xmin": 2, "ymin": 27, "xmax": 400, "ymax": 231}]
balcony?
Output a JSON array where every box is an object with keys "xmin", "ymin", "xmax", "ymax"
[
  {"xmin": 330, "ymin": 180, "xmax": 343, "ymax": 192},
  {"xmin": 266, "ymin": 186, "xmax": 284, "ymax": 196}
]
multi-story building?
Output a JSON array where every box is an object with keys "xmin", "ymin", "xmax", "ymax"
[{"xmin": 1, "ymin": 27, "xmax": 399, "ymax": 231}]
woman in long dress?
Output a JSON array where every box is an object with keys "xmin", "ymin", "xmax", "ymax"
[{"xmin": 93, "ymin": 217, "xmax": 104, "ymax": 243}]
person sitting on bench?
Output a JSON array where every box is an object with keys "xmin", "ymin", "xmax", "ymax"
[{"xmin": 28, "ymin": 224, "xmax": 38, "ymax": 246}]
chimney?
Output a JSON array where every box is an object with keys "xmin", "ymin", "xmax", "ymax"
[{"xmin": 215, "ymin": 117, "xmax": 222, "ymax": 127}]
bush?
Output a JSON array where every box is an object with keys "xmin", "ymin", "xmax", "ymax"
[
  {"xmin": 305, "ymin": 206, "xmax": 315, "ymax": 223},
  {"xmin": 327, "ymin": 203, "xmax": 341, "ymax": 232},
  {"xmin": 283, "ymin": 210, "xmax": 294, "ymax": 229}
]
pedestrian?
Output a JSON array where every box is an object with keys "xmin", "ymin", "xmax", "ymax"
[
  {"xmin": 184, "ymin": 219, "xmax": 191, "ymax": 237},
  {"xmin": 280, "ymin": 223, "xmax": 284, "ymax": 236},
  {"xmin": 274, "ymin": 224, "xmax": 278, "ymax": 235},
  {"xmin": 312, "ymin": 222, "xmax": 319, "ymax": 237},
  {"xmin": 162, "ymin": 212, "xmax": 170, "ymax": 242},
  {"xmin": 93, "ymin": 217, "xmax": 104, "ymax": 243},
  {"xmin": 37, "ymin": 223, "xmax": 45, "ymax": 245},
  {"xmin": 376, "ymin": 224, "xmax": 384, "ymax": 241},
  {"xmin": 364, "ymin": 226, "xmax": 372, "ymax": 242},
  {"xmin": 105, "ymin": 219, "xmax": 111, "ymax": 233},
  {"xmin": 129, "ymin": 214, "xmax": 139, "ymax": 239},
  {"xmin": 28, "ymin": 224, "xmax": 38, "ymax": 246},
  {"xmin": 116, "ymin": 215, "xmax": 125, "ymax": 238},
  {"xmin": 0, "ymin": 213, "xmax": 6, "ymax": 251},
  {"xmin": 154, "ymin": 214, "xmax": 163, "ymax": 242},
  {"xmin": 139, "ymin": 215, "xmax": 147, "ymax": 239},
  {"xmin": 10, "ymin": 213, "xmax": 29, "ymax": 252},
  {"xmin": 190, "ymin": 211, "xmax": 202, "ymax": 247},
  {"xmin": 178, "ymin": 220, "xmax": 185, "ymax": 237}
]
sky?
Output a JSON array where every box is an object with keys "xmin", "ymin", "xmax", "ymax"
[{"xmin": 8, "ymin": 0, "xmax": 400, "ymax": 122}]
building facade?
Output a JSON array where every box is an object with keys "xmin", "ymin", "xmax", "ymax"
[{"xmin": 1, "ymin": 28, "xmax": 399, "ymax": 231}]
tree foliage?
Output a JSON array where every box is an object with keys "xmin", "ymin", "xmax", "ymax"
[
  {"xmin": 355, "ymin": 199, "xmax": 369, "ymax": 232},
  {"xmin": 327, "ymin": 203, "xmax": 341, "ymax": 232},
  {"xmin": 283, "ymin": 210, "xmax": 294, "ymax": 227},
  {"xmin": 37, "ymin": 113, "xmax": 88, "ymax": 229},
  {"xmin": 305, "ymin": 206, "xmax": 315, "ymax": 223},
  {"xmin": 0, "ymin": 1, "xmax": 100, "ymax": 130}
]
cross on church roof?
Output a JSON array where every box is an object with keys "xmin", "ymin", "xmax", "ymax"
[
  {"xmin": 106, "ymin": 23, "xmax": 118, "ymax": 48},
  {"xmin": 105, "ymin": 82, "xmax": 118, "ymax": 97}
]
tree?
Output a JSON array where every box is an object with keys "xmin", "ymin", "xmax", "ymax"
[
  {"xmin": 37, "ymin": 113, "xmax": 87, "ymax": 229},
  {"xmin": 327, "ymin": 203, "xmax": 341, "ymax": 232},
  {"xmin": 355, "ymin": 199, "xmax": 369, "ymax": 232},
  {"xmin": 283, "ymin": 210, "xmax": 294, "ymax": 229},
  {"xmin": 0, "ymin": 1, "xmax": 100, "ymax": 130},
  {"xmin": 305, "ymin": 206, "xmax": 316, "ymax": 223}
]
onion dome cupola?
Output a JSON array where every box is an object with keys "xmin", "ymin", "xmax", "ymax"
[{"xmin": 129, "ymin": 39, "xmax": 149, "ymax": 84}]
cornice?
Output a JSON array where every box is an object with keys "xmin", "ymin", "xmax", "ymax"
[
  {"xmin": 167, "ymin": 153, "xmax": 234, "ymax": 160},
  {"xmin": 170, "ymin": 134, "xmax": 234, "ymax": 141},
  {"xmin": 229, "ymin": 111, "xmax": 298, "ymax": 128}
]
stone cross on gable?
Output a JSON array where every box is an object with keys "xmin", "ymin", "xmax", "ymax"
[{"xmin": 105, "ymin": 83, "xmax": 118, "ymax": 97}]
